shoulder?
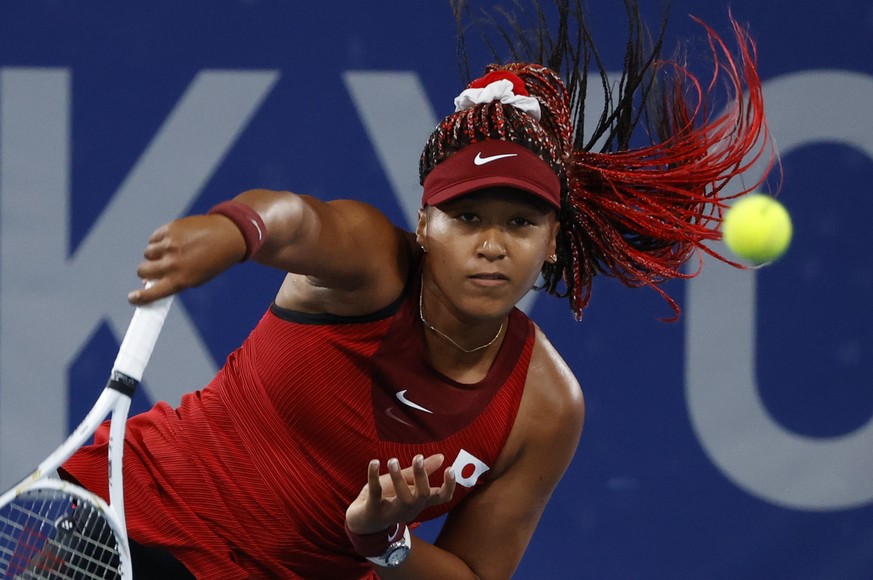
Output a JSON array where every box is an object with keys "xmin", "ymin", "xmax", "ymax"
[
  {"xmin": 491, "ymin": 324, "xmax": 584, "ymax": 478},
  {"xmin": 524, "ymin": 325, "xmax": 585, "ymax": 444}
]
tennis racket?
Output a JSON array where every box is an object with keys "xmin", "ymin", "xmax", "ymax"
[{"xmin": 0, "ymin": 288, "xmax": 173, "ymax": 579}]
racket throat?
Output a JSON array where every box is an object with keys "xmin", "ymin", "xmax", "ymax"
[{"xmin": 107, "ymin": 371, "xmax": 138, "ymax": 398}]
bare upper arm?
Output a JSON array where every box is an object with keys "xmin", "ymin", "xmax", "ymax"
[
  {"xmin": 236, "ymin": 189, "xmax": 414, "ymax": 315},
  {"xmin": 433, "ymin": 329, "xmax": 585, "ymax": 578}
]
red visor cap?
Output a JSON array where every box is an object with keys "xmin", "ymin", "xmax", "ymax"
[{"xmin": 422, "ymin": 140, "xmax": 561, "ymax": 209}]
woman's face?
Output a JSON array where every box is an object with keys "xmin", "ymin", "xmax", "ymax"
[{"xmin": 416, "ymin": 187, "xmax": 559, "ymax": 322}]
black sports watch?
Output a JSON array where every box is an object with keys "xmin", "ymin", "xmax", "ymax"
[{"xmin": 367, "ymin": 525, "xmax": 412, "ymax": 568}]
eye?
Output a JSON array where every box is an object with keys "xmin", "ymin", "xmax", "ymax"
[
  {"xmin": 510, "ymin": 216, "xmax": 534, "ymax": 227},
  {"xmin": 457, "ymin": 212, "xmax": 480, "ymax": 223}
]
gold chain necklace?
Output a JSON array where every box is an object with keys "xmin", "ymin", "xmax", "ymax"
[{"xmin": 418, "ymin": 282, "xmax": 504, "ymax": 354}]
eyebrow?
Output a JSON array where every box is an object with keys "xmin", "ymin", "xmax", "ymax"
[{"xmin": 442, "ymin": 192, "xmax": 552, "ymax": 212}]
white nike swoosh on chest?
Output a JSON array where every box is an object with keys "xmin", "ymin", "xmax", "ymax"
[{"xmin": 396, "ymin": 390, "xmax": 433, "ymax": 413}]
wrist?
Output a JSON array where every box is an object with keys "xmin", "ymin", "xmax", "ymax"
[
  {"xmin": 345, "ymin": 521, "xmax": 412, "ymax": 568},
  {"xmin": 207, "ymin": 200, "xmax": 266, "ymax": 261}
]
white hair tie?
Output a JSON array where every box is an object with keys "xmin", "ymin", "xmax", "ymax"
[{"xmin": 454, "ymin": 74, "xmax": 542, "ymax": 121}]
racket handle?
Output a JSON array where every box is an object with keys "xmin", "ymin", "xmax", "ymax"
[{"xmin": 113, "ymin": 282, "xmax": 174, "ymax": 382}]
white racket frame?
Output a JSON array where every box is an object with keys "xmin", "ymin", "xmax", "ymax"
[{"xmin": 0, "ymin": 289, "xmax": 173, "ymax": 579}]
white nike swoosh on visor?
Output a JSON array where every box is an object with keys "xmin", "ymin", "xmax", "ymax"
[
  {"xmin": 474, "ymin": 152, "xmax": 519, "ymax": 165},
  {"xmin": 396, "ymin": 390, "xmax": 433, "ymax": 414}
]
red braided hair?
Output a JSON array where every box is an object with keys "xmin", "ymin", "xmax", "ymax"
[
  {"xmin": 423, "ymin": 2, "xmax": 775, "ymax": 320},
  {"xmin": 552, "ymin": 16, "xmax": 773, "ymax": 318}
]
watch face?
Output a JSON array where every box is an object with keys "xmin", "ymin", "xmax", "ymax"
[{"xmin": 386, "ymin": 545, "xmax": 411, "ymax": 567}]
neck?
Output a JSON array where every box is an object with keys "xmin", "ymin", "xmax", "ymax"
[{"xmin": 418, "ymin": 279, "xmax": 505, "ymax": 355}]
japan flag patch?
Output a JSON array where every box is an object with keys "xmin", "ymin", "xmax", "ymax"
[{"xmin": 450, "ymin": 449, "xmax": 491, "ymax": 488}]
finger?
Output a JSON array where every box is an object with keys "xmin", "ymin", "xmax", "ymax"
[
  {"xmin": 146, "ymin": 224, "xmax": 168, "ymax": 244},
  {"xmin": 411, "ymin": 455, "xmax": 431, "ymax": 498},
  {"xmin": 366, "ymin": 459, "xmax": 383, "ymax": 505},
  {"xmin": 142, "ymin": 238, "xmax": 169, "ymax": 261},
  {"xmin": 387, "ymin": 458, "xmax": 413, "ymax": 503},
  {"xmin": 433, "ymin": 466, "xmax": 457, "ymax": 504},
  {"xmin": 127, "ymin": 277, "xmax": 174, "ymax": 305},
  {"xmin": 135, "ymin": 253, "xmax": 170, "ymax": 282},
  {"xmin": 421, "ymin": 453, "xmax": 445, "ymax": 476},
  {"xmin": 395, "ymin": 453, "xmax": 444, "ymax": 485}
]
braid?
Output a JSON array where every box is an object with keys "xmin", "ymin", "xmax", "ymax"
[
  {"xmin": 420, "ymin": 97, "xmax": 564, "ymax": 182},
  {"xmin": 434, "ymin": 1, "xmax": 774, "ymax": 320},
  {"xmin": 497, "ymin": 63, "xmax": 573, "ymax": 155}
]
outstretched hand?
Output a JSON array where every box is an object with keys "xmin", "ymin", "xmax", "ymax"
[
  {"xmin": 128, "ymin": 214, "xmax": 247, "ymax": 304},
  {"xmin": 345, "ymin": 454, "xmax": 456, "ymax": 535}
]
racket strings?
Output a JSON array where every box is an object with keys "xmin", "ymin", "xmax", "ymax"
[{"xmin": 0, "ymin": 489, "xmax": 122, "ymax": 579}]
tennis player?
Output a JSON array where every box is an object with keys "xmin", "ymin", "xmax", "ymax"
[{"xmin": 61, "ymin": 1, "xmax": 772, "ymax": 577}]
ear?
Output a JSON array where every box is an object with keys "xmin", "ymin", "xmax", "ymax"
[
  {"xmin": 415, "ymin": 207, "xmax": 428, "ymax": 249},
  {"xmin": 547, "ymin": 220, "xmax": 560, "ymax": 258}
]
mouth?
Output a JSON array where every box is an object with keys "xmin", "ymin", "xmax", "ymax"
[{"xmin": 468, "ymin": 272, "xmax": 509, "ymax": 285}]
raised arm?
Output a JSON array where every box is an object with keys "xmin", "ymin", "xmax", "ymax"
[{"xmin": 129, "ymin": 189, "xmax": 411, "ymax": 311}]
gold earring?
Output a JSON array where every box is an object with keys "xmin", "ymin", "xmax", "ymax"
[{"xmin": 548, "ymin": 254, "xmax": 557, "ymax": 264}]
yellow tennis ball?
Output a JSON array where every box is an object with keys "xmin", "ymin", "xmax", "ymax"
[{"xmin": 722, "ymin": 194, "xmax": 793, "ymax": 265}]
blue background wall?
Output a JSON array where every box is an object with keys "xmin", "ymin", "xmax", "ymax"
[{"xmin": 1, "ymin": 1, "xmax": 872, "ymax": 578}]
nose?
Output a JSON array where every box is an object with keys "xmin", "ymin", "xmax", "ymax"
[{"xmin": 477, "ymin": 227, "xmax": 506, "ymax": 260}]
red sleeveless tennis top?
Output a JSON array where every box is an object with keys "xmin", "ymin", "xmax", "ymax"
[{"xmin": 63, "ymin": 271, "xmax": 535, "ymax": 578}]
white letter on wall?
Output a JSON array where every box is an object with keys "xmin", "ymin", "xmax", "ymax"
[
  {"xmin": 0, "ymin": 69, "xmax": 279, "ymax": 487},
  {"xmin": 686, "ymin": 71, "xmax": 873, "ymax": 511}
]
